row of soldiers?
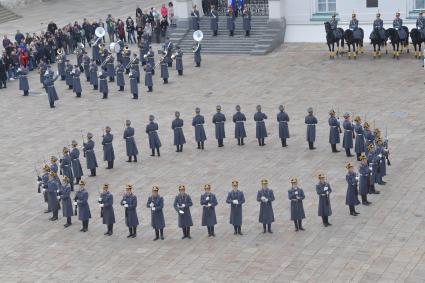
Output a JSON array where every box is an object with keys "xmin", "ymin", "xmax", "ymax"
[
  {"xmin": 190, "ymin": 5, "xmax": 252, "ymax": 37},
  {"xmin": 38, "ymin": 153, "xmax": 389, "ymax": 238}
]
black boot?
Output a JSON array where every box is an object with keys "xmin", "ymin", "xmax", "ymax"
[
  {"xmin": 267, "ymin": 224, "xmax": 272, "ymax": 233},
  {"xmin": 163, "ymin": 78, "xmax": 168, "ymax": 84},
  {"xmin": 240, "ymin": 138, "xmax": 244, "ymax": 145},
  {"xmin": 176, "ymin": 145, "xmax": 180, "ymax": 152},
  {"xmin": 261, "ymin": 138, "xmax": 265, "ymax": 146},
  {"xmin": 160, "ymin": 228, "xmax": 164, "ymax": 240},
  {"xmin": 119, "ymin": 86, "xmax": 124, "ymax": 91},
  {"xmin": 294, "ymin": 220, "xmax": 299, "ymax": 232},
  {"xmin": 156, "ymin": 148, "xmax": 160, "ymax": 157},
  {"xmin": 133, "ymin": 155, "xmax": 137, "ymax": 162},
  {"xmin": 109, "ymin": 224, "xmax": 113, "ymax": 235},
  {"xmin": 103, "ymin": 92, "xmax": 108, "ymax": 99},
  {"xmin": 361, "ymin": 194, "xmax": 371, "ymax": 205},
  {"xmin": 187, "ymin": 227, "xmax": 192, "ymax": 239},
  {"xmin": 356, "ymin": 152, "xmax": 361, "ymax": 161},
  {"xmin": 110, "ymin": 160, "xmax": 114, "ymax": 169},
  {"xmin": 127, "ymin": 156, "xmax": 132, "ymax": 162},
  {"xmin": 131, "ymin": 226, "xmax": 137, "ymax": 238},
  {"xmin": 345, "ymin": 148, "xmax": 353, "ymax": 157},
  {"xmin": 148, "ymin": 86, "xmax": 152, "ymax": 92},
  {"xmin": 282, "ymin": 138, "xmax": 287, "ymax": 147},
  {"xmin": 207, "ymin": 226, "xmax": 211, "ymax": 237},
  {"xmin": 182, "ymin": 227, "xmax": 187, "ymax": 239},
  {"xmin": 298, "ymin": 220, "xmax": 304, "ymax": 231},
  {"xmin": 309, "ymin": 142, "xmax": 316, "ymax": 150},
  {"xmin": 64, "ymin": 216, "xmax": 72, "ymax": 227},
  {"xmin": 263, "ymin": 224, "xmax": 267, "ymax": 233},
  {"xmin": 153, "ymin": 229, "xmax": 159, "ymax": 241},
  {"xmin": 238, "ymin": 226, "xmax": 243, "ymax": 235},
  {"xmin": 180, "ymin": 145, "xmax": 183, "ymax": 152},
  {"xmin": 94, "ymin": 85, "xmax": 98, "ymax": 90},
  {"xmin": 151, "ymin": 149, "xmax": 155, "ymax": 156},
  {"xmin": 234, "ymin": 225, "xmax": 238, "ymax": 235},
  {"xmin": 211, "ymin": 226, "xmax": 215, "ymax": 237},
  {"xmin": 127, "ymin": 227, "xmax": 133, "ymax": 238},
  {"xmin": 331, "ymin": 144, "xmax": 340, "ymax": 153},
  {"xmin": 237, "ymin": 138, "xmax": 241, "ymax": 146},
  {"xmin": 24, "ymin": 90, "xmax": 29, "ymax": 96},
  {"xmin": 201, "ymin": 142, "xmax": 204, "ymax": 150},
  {"xmin": 197, "ymin": 142, "xmax": 201, "ymax": 149},
  {"xmin": 322, "ymin": 216, "xmax": 328, "ymax": 227},
  {"xmin": 258, "ymin": 139, "xmax": 262, "ymax": 146}
]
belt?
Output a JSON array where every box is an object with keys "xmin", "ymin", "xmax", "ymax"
[
  {"xmin": 215, "ymin": 121, "xmax": 225, "ymax": 123},
  {"xmin": 63, "ymin": 165, "xmax": 70, "ymax": 167},
  {"xmin": 256, "ymin": 121, "xmax": 265, "ymax": 123},
  {"xmin": 174, "ymin": 127, "xmax": 182, "ymax": 129},
  {"xmin": 195, "ymin": 124, "xmax": 203, "ymax": 126},
  {"xmin": 100, "ymin": 78, "xmax": 106, "ymax": 80},
  {"xmin": 367, "ymin": 140, "xmax": 373, "ymax": 142},
  {"xmin": 148, "ymin": 131, "xmax": 157, "ymax": 133},
  {"xmin": 307, "ymin": 124, "xmax": 315, "ymax": 126},
  {"xmin": 331, "ymin": 126, "xmax": 337, "ymax": 128},
  {"xmin": 360, "ymin": 174, "xmax": 368, "ymax": 176},
  {"xmin": 235, "ymin": 121, "xmax": 244, "ymax": 123},
  {"xmin": 279, "ymin": 121, "xmax": 288, "ymax": 123},
  {"xmin": 104, "ymin": 142, "xmax": 112, "ymax": 145},
  {"xmin": 72, "ymin": 158, "xmax": 78, "ymax": 160},
  {"xmin": 357, "ymin": 134, "xmax": 363, "ymax": 136},
  {"xmin": 125, "ymin": 136, "xmax": 134, "ymax": 139},
  {"xmin": 345, "ymin": 130, "xmax": 352, "ymax": 131},
  {"xmin": 85, "ymin": 149, "xmax": 93, "ymax": 152}
]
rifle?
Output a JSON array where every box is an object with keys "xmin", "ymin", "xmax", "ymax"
[
  {"xmin": 35, "ymin": 163, "xmax": 41, "ymax": 193},
  {"xmin": 385, "ymin": 127, "xmax": 391, "ymax": 166},
  {"xmin": 74, "ymin": 194, "xmax": 78, "ymax": 216},
  {"xmin": 81, "ymin": 131, "xmax": 86, "ymax": 157},
  {"xmin": 337, "ymin": 106, "xmax": 342, "ymax": 133},
  {"xmin": 58, "ymin": 150, "xmax": 63, "ymax": 175},
  {"xmin": 98, "ymin": 190, "xmax": 104, "ymax": 218}
]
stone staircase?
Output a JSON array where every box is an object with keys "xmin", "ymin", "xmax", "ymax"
[
  {"xmin": 0, "ymin": 4, "xmax": 21, "ymax": 24},
  {"xmin": 170, "ymin": 16, "xmax": 285, "ymax": 55}
]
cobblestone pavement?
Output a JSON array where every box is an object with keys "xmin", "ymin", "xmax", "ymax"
[{"xmin": 1, "ymin": 3, "xmax": 425, "ymax": 281}]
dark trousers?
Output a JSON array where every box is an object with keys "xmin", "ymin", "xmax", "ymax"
[
  {"xmin": 82, "ymin": 220, "xmax": 89, "ymax": 229},
  {"xmin": 349, "ymin": 205, "xmax": 357, "ymax": 214},
  {"xmin": 178, "ymin": 70, "xmax": 183, "ymax": 76},
  {"xmin": 128, "ymin": 226, "xmax": 137, "ymax": 236},
  {"xmin": 176, "ymin": 145, "xmax": 184, "ymax": 152},
  {"xmin": 119, "ymin": 85, "xmax": 124, "ymax": 91},
  {"xmin": 207, "ymin": 226, "xmax": 215, "ymax": 236},
  {"xmin": 345, "ymin": 148, "xmax": 352, "ymax": 157},
  {"xmin": 93, "ymin": 84, "xmax": 98, "ymax": 90},
  {"xmin": 66, "ymin": 216, "xmax": 71, "ymax": 224},
  {"xmin": 233, "ymin": 225, "xmax": 243, "ymax": 235},
  {"xmin": 322, "ymin": 216, "xmax": 329, "ymax": 225},
  {"xmin": 151, "ymin": 147, "xmax": 160, "ymax": 156},
  {"xmin": 182, "ymin": 227, "xmax": 191, "ymax": 238},
  {"xmin": 52, "ymin": 209, "xmax": 58, "ymax": 219},
  {"xmin": 107, "ymin": 160, "xmax": 114, "ymax": 169},
  {"xmin": 281, "ymin": 138, "xmax": 287, "ymax": 147},
  {"xmin": 258, "ymin": 138, "xmax": 265, "ymax": 146},
  {"xmin": 102, "ymin": 92, "xmax": 108, "ymax": 99},
  {"xmin": 107, "ymin": 224, "xmax": 113, "ymax": 234},
  {"xmin": 127, "ymin": 155, "xmax": 138, "ymax": 162},
  {"xmin": 89, "ymin": 168, "xmax": 96, "ymax": 176},
  {"xmin": 23, "ymin": 90, "xmax": 29, "ymax": 96},
  {"xmin": 361, "ymin": 194, "xmax": 369, "ymax": 203},
  {"xmin": 217, "ymin": 139, "xmax": 224, "ymax": 147},
  {"xmin": 230, "ymin": 30, "xmax": 234, "ymax": 36},
  {"xmin": 154, "ymin": 228, "xmax": 164, "ymax": 239},
  {"xmin": 197, "ymin": 141, "xmax": 205, "ymax": 149},
  {"xmin": 148, "ymin": 86, "xmax": 153, "ymax": 92},
  {"xmin": 163, "ymin": 78, "xmax": 168, "ymax": 84},
  {"xmin": 262, "ymin": 223, "xmax": 272, "ymax": 233},
  {"xmin": 331, "ymin": 144, "xmax": 339, "ymax": 152},
  {"xmin": 309, "ymin": 142, "xmax": 315, "ymax": 150},
  {"xmin": 294, "ymin": 220, "xmax": 303, "ymax": 230},
  {"xmin": 237, "ymin": 138, "xmax": 244, "ymax": 145}
]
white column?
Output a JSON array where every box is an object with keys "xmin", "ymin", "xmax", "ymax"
[
  {"xmin": 173, "ymin": 0, "xmax": 192, "ymax": 20},
  {"xmin": 268, "ymin": 0, "xmax": 284, "ymax": 21}
]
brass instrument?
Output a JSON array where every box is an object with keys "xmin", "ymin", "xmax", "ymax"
[
  {"xmin": 92, "ymin": 27, "xmax": 106, "ymax": 46},
  {"xmin": 101, "ymin": 54, "xmax": 113, "ymax": 68},
  {"xmin": 192, "ymin": 30, "xmax": 203, "ymax": 53},
  {"xmin": 99, "ymin": 42, "xmax": 105, "ymax": 53},
  {"xmin": 126, "ymin": 56, "xmax": 137, "ymax": 69}
]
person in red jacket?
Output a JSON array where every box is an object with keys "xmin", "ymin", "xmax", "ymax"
[{"xmin": 19, "ymin": 48, "xmax": 29, "ymax": 67}]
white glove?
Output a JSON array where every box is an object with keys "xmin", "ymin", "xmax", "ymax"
[
  {"xmin": 42, "ymin": 189, "xmax": 46, "ymax": 193},
  {"xmin": 74, "ymin": 202, "xmax": 77, "ymax": 206},
  {"xmin": 149, "ymin": 202, "xmax": 154, "ymax": 208},
  {"xmin": 206, "ymin": 196, "xmax": 210, "ymax": 201},
  {"xmin": 99, "ymin": 204, "xmax": 104, "ymax": 207},
  {"xmin": 56, "ymin": 71, "xmax": 59, "ymax": 75},
  {"xmin": 123, "ymin": 200, "xmax": 127, "ymax": 204},
  {"xmin": 57, "ymin": 196, "xmax": 61, "ymax": 200},
  {"xmin": 369, "ymin": 167, "xmax": 373, "ymax": 171},
  {"xmin": 179, "ymin": 209, "xmax": 184, "ymax": 214},
  {"xmin": 261, "ymin": 196, "xmax": 266, "ymax": 201},
  {"xmin": 295, "ymin": 191, "xmax": 298, "ymax": 195},
  {"xmin": 233, "ymin": 199, "xmax": 238, "ymax": 205},
  {"xmin": 207, "ymin": 203, "xmax": 212, "ymax": 207},
  {"xmin": 378, "ymin": 154, "xmax": 382, "ymax": 158},
  {"xmin": 355, "ymin": 176, "xmax": 359, "ymax": 181},
  {"xmin": 98, "ymin": 197, "xmax": 102, "ymax": 202},
  {"xmin": 181, "ymin": 204, "xmax": 186, "ymax": 208},
  {"xmin": 263, "ymin": 198, "xmax": 268, "ymax": 203},
  {"xmin": 124, "ymin": 204, "xmax": 129, "ymax": 208},
  {"xmin": 56, "ymin": 190, "xmax": 59, "ymax": 193},
  {"xmin": 324, "ymin": 186, "xmax": 328, "ymax": 191},
  {"xmin": 151, "ymin": 207, "xmax": 156, "ymax": 211},
  {"xmin": 37, "ymin": 181, "xmax": 41, "ymax": 185}
]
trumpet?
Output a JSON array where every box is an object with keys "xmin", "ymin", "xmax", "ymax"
[
  {"xmin": 101, "ymin": 55, "xmax": 112, "ymax": 68},
  {"xmin": 171, "ymin": 52, "xmax": 177, "ymax": 60},
  {"xmin": 126, "ymin": 57, "xmax": 137, "ymax": 69}
]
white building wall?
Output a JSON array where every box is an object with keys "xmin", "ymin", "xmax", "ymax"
[{"xmin": 282, "ymin": 0, "xmax": 420, "ymax": 42}]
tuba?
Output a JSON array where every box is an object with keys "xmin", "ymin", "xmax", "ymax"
[
  {"xmin": 92, "ymin": 27, "xmax": 106, "ymax": 46},
  {"xmin": 192, "ymin": 30, "xmax": 203, "ymax": 53}
]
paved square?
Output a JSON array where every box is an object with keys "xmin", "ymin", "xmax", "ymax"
[{"xmin": 1, "ymin": 2, "xmax": 425, "ymax": 282}]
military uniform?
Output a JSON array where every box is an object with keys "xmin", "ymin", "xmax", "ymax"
[
  {"xmin": 172, "ymin": 112, "xmax": 186, "ymax": 152},
  {"xmin": 288, "ymin": 178, "xmax": 306, "ymax": 231},
  {"xmin": 175, "ymin": 48, "xmax": 183, "ymax": 76},
  {"xmin": 210, "ymin": 8, "xmax": 219, "ymax": 36},
  {"xmin": 122, "ymin": 47, "xmax": 131, "ymax": 74},
  {"xmin": 372, "ymin": 16, "xmax": 386, "ymax": 40},
  {"xmin": 349, "ymin": 15, "xmax": 362, "ymax": 40},
  {"xmin": 121, "ymin": 185, "xmax": 139, "ymax": 238},
  {"xmin": 226, "ymin": 181, "xmax": 245, "ymax": 235},
  {"xmin": 92, "ymin": 43, "xmax": 100, "ymax": 63},
  {"xmin": 254, "ymin": 105, "xmax": 267, "ymax": 146},
  {"xmin": 144, "ymin": 62, "xmax": 153, "ymax": 92},
  {"xmin": 329, "ymin": 16, "xmax": 342, "ymax": 39},
  {"xmin": 65, "ymin": 62, "xmax": 73, "ymax": 89},
  {"xmin": 233, "ymin": 106, "xmax": 247, "ymax": 145},
  {"xmin": 345, "ymin": 163, "xmax": 360, "ymax": 216},
  {"xmin": 358, "ymin": 154, "xmax": 372, "ymax": 205},
  {"xmin": 393, "ymin": 15, "xmax": 407, "ymax": 40},
  {"xmin": 89, "ymin": 61, "xmax": 98, "ymax": 90},
  {"xmin": 354, "ymin": 117, "xmax": 365, "ymax": 160},
  {"xmin": 39, "ymin": 61, "xmax": 47, "ymax": 86},
  {"xmin": 146, "ymin": 116, "xmax": 161, "ymax": 156},
  {"xmin": 163, "ymin": 39, "xmax": 173, "ymax": 67},
  {"xmin": 200, "ymin": 184, "xmax": 218, "ymax": 237},
  {"xmin": 47, "ymin": 173, "xmax": 59, "ymax": 221},
  {"xmin": 72, "ymin": 66, "xmax": 82, "ymax": 97},
  {"xmin": 83, "ymin": 133, "xmax": 98, "ymax": 176},
  {"xmin": 17, "ymin": 67, "xmax": 29, "ymax": 96},
  {"xmin": 243, "ymin": 9, "xmax": 252, "ymax": 36},
  {"xmin": 342, "ymin": 114, "xmax": 354, "ymax": 157},
  {"xmin": 191, "ymin": 8, "xmax": 200, "ymax": 30},
  {"xmin": 160, "ymin": 56, "xmax": 169, "ymax": 84},
  {"xmin": 147, "ymin": 186, "xmax": 165, "ymax": 240},
  {"xmin": 99, "ymin": 185, "xmax": 115, "ymax": 236},
  {"xmin": 98, "ymin": 69, "xmax": 109, "ymax": 99},
  {"xmin": 83, "ymin": 54, "xmax": 91, "ymax": 81},
  {"xmin": 123, "ymin": 121, "xmax": 139, "ymax": 162},
  {"xmin": 213, "ymin": 105, "xmax": 226, "ymax": 147},
  {"xmin": 328, "ymin": 110, "xmax": 341, "ymax": 152},
  {"xmin": 43, "ymin": 73, "xmax": 59, "ymax": 108},
  {"xmin": 316, "ymin": 175, "xmax": 332, "ymax": 227},
  {"xmin": 277, "ymin": 105, "xmax": 290, "ymax": 147},
  {"xmin": 193, "ymin": 42, "xmax": 201, "ymax": 67},
  {"xmin": 59, "ymin": 177, "xmax": 73, "ymax": 227},
  {"xmin": 305, "ymin": 108, "xmax": 318, "ymax": 149},
  {"xmin": 115, "ymin": 63, "xmax": 125, "ymax": 91},
  {"xmin": 76, "ymin": 182, "xmax": 91, "ymax": 232},
  {"xmin": 70, "ymin": 143, "xmax": 83, "ymax": 185},
  {"xmin": 364, "ymin": 123, "xmax": 375, "ymax": 155},
  {"xmin": 416, "ymin": 13, "xmax": 425, "ymax": 39},
  {"xmin": 257, "ymin": 180, "xmax": 275, "ymax": 233},
  {"xmin": 106, "ymin": 55, "xmax": 115, "ymax": 82},
  {"xmin": 192, "ymin": 108, "xmax": 207, "ymax": 149},
  {"xmin": 102, "ymin": 127, "xmax": 115, "ymax": 169},
  {"xmin": 60, "ymin": 148, "xmax": 74, "ymax": 191},
  {"xmin": 226, "ymin": 9, "xmax": 235, "ymax": 36},
  {"xmin": 58, "ymin": 53, "xmax": 66, "ymax": 80},
  {"xmin": 174, "ymin": 185, "xmax": 193, "ymax": 239},
  {"xmin": 129, "ymin": 67, "xmax": 139, "ymax": 99},
  {"xmin": 147, "ymin": 49, "xmax": 155, "ymax": 75}
]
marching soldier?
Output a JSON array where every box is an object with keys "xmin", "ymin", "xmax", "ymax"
[
  {"xmin": 57, "ymin": 50, "xmax": 66, "ymax": 80},
  {"xmin": 44, "ymin": 70, "xmax": 59, "ymax": 108},
  {"xmin": 147, "ymin": 186, "xmax": 165, "ymax": 241},
  {"xmin": 417, "ymin": 10, "xmax": 425, "ymax": 52},
  {"xmin": 123, "ymin": 120, "xmax": 139, "ymax": 162},
  {"xmin": 342, "ymin": 112, "xmax": 354, "ymax": 157},
  {"xmin": 160, "ymin": 53, "xmax": 169, "ymax": 84},
  {"xmin": 99, "ymin": 68, "xmax": 109, "ymax": 99},
  {"xmin": 139, "ymin": 38, "xmax": 148, "ymax": 67},
  {"xmin": 393, "ymin": 11, "xmax": 407, "ymax": 42},
  {"xmin": 163, "ymin": 37, "xmax": 174, "ymax": 67},
  {"xmin": 17, "ymin": 66, "xmax": 29, "ymax": 96},
  {"xmin": 242, "ymin": 7, "xmax": 252, "ymax": 37},
  {"xmin": 50, "ymin": 156, "xmax": 59, "ymax": 174},
  {"xmin": 147, "ymin": 46, "xmax": 155, "ymax": 75},
  {"xmin": 375, "ymin": 137, "xmax": 388, "ymax": 185},
  {"xmin": 172, "ymin": 111, "xmax": 186, "ymax": 152},
  {"xmin": 305, "ymin": 108, "xmax": 318, "ymax": 149},
  {"xmin": 70, "ymin": 141, "xmax": 83, "ymax": 185},
  {"xmin": 83, "ymin": 52, "xmax": 91, "ymax": 81},
  {"xmin": 174, "ymin": 185, "xmax": 194, "ymax": 239},
  {"xmin": 106, "ymin": 52, "xmax": 115, "ymax": 82},
  {"xmin": 192, "ymin": 107, "xmax": 207, "ymax": 149},
  {"xmin": 102, "ymin": 126, "xmax": 115, "ymax": 169},
  {"xmin": 233, "ymin": 105, "xmax": 247, "ymax": 146},
  {"xmin": 288, "ymin": 177, "xmax": 306, "ymax": 231},
  {"xmin": 193, "ymin": 40, "xmax": 202, "ymax": 67},
  {"xmin": 364, "ymin": 122, "xmax": 374, "ymax": 155},
  {"xmin": 99, "ymin": 183, "xmax": 115, "ymax": 236},
  {"xmin": 191, "ymin": 5, "xmax": 200, "ymax": 30},
  {"xmin": 83, "ymin": 132, "xmax": 98, "ymax": 177},
  {"xmin": 226, "ymin": 180, "xmax": 245, "ymax": 235},
  {"xmin": 47, "ymin": 172, "xmax": 60, "ymax": 221},
  {"xmin": 89, "ymin": 59, "xmax": 98, "ymax": 90},
  {"xmin": 358, "ymin": 153, "xmax": 372, "ymax": 205},
  {"xmin": 121, "ymin": 184, "xmax": 139, "ymax": 238},
  {"xmin": 131, "ymin": 53, "xmax": 140, "ymax": 83},
  {"xmin": 75, "ymin": 180, "xmax": 91, "ymax": 232},
  {"xmin": 277, "ymin": 105, "xmax": 290, "ymax": 147},
  {"xmin": 345, "ymin": 163, "xmax": 360, "ymax": 216},
  {"xmin": 354, "ymin": 116, "xmax": 365, "ymax": 160},
  {"xmin": 175, "ymin": 46, "xmax": 183, "ymax": 76},
  {"xmin": 257, "ymin": 179, "xmax": 275, "ymax": 233},
  {"xmin": 367, "ymin": 143, "xmax": 380, "ymax": 193},
  {"xmin": 201, "ymin": 184, "xmax": 218, "ymax": 237},
  {"xmin": 213, "ymin": 105, "xmax": 226, "ymax": 147},
  {"xmin": 328, "ymin": 109, "xmax": 341, "ymax": 153},
  {"xmin": 210, "ymin": 5, "xmax": 219, "ymax": 36},
  {"xmin": 72, "ymin": 65, "xmax": 82, "ymax": 98},
  {"xmin": 254, "ymin": 105, "xmax": 268, "ymax": 146},
  {"xmin": 128, "ymin": 64, "xmax": 139, "ymax": 99},
  {"xmin": 59, "ymin": 175, "xmax": 73, "ymax": 227},
  {"xmin": 65, "ymin": 60, "xmax": 73, "ymax": 89},
  {"xmin": 60, "ymin": 147, "xmax": 74, "ymax": 191},
  {"xmin": 115, "ymin": 61, "xmax": 125, "ymax": 91},
  {"xmin": 92, "ymin": 41, "xmax": 101, "ymax": 64},
  {"xmin": 39, "ymin": 59, "xmax": 47, "ymax": 88},
  {"xmin": 122, "ymin": 45, "xmax": 131, "ymax": 74},
  {"xmin": 146, "ymin": 115, "xmax": 162, "ymax": 157},
  {"xmin": 144, "ymin": 62, "xmax": 154, "ymax": 92},
  {"xmin": 39, "ymin": 164, "xmax": 51, "ymax": 213},
  {"xmin": 315, "ymin": 174, "xmax": 332, "ymax": 227},
  {"xmin": 226, "ymin": 6, "xmax": 235, "ymax": 36}
]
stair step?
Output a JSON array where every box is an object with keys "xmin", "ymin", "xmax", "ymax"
[{"xmin": 0, "ymin": 4, "xmax": 21, "ymax": 24}]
